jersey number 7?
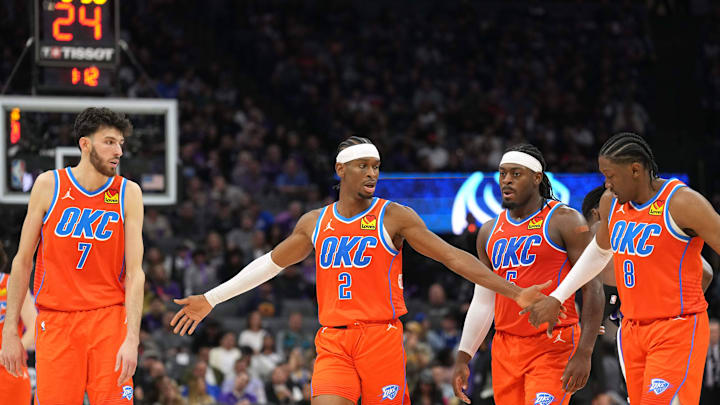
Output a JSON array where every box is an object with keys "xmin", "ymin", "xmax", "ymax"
[{"xmin": 76, "ymin": 242, "xmax": 93, "ymax": 270}]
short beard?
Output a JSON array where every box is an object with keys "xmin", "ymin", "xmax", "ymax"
[
  {"xmin": 501, "ymin": 200, "xmax": 518, "ymax": 209},
  {"xmin": 90, "ymin": 147, "xmax": 116, "ymax": 177}
]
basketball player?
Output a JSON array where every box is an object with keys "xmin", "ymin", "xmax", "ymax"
[
  {"xmin": 582, "ymin": 185, "xmax": 713, "ymax": 294},
  {"xmin": 582, "ymin": 185, "xmax": 714, "ymax": 398},
  {"xmin": 0, "ymin": 108, "xmax": 145, "ymax": 404},
  {"xmin": 524, "ymin": 133, "xmax": 720, "ymax": 404},
  {"xmin": 171, "ymin": 136, "xmax": 551, "ymax": 405},
  {"xmin": 452, "ymin": 145, "xmax": 604, "ymax": 405},
  {"xmin": 0, "ymin": 245, "xmax": 36, "ymax": 404}
]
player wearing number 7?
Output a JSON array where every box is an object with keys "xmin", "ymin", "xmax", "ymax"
[
  {"xmin": 523, "ymin": 132, "xmax": 720, "ymax": 405},
  {"xmin": 171, "ymin": 136, "xmax": 551, "ymax": 405},
  {"xmin": 0, "ymin": 108, "xmax": 145, "ymax": 404}
]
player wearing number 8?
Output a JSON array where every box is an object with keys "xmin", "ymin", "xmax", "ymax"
[
  {"xmin": 0, "ymin": 108, "xmax": 145, "ymax": 404},
  {"xmin": 171, "ymin": 136, "xmax": 552, "ymax": 405},
  {"xmin": 525, "ymin": 132, "xmax": 720, "ymax": 405}
]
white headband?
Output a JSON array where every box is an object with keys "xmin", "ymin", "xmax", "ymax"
[
  {"xmin": 336, "ymin": 143, "xmax": 380, "ymax": 164},
  {"xmin": 499, "ymin": 151, "xmax": 543, "ymax": 173}
]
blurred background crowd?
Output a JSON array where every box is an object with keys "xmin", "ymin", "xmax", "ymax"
[{"xmin": 2, "ymin": 1, "xmax": 720, "ymax": 404}]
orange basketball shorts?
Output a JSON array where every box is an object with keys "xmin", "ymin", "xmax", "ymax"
[
  {"xmin": 491, "ymin": 323, "xmax": 580, "ymax": 405},
  {"xmin": 35, "ymin": 304, "xmax": 134, "ymax": 404},
  {"xmin": 0, "ymin": 361, "xmax": 31, "ymax": 405},
  {"xmin": 618, "ymin": 312, "xmax": 708, "ymax": 405},
  {"xmin": 311, "ymin": 319, "xmax": 410, "ymax": 404}
]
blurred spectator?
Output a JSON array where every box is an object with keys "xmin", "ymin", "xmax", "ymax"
[
  {"xmin": 149, "ymin": 263, "xmax": 182, "ymax": 302},
  {"xmin": 404, "ymin": 321, "xmax": 434, "ymax": 392},
  {"xmin": 250, "ymin": 334, "xmax": 283, "ymax": 382},
  {"xmin": 187, "ymin": 375, "xmax": 216, "ymax": 405},
  {"xmin": 209, "ymin": 332, "xmax": 242, "ymax": 380},
  {"xmin": 218, "ymin": 371, "xmax": 257, "ymax": 405},
  {"xmin": 238, "ymin": 311, "xmax": 268, "ymax": 354},
  {"xmin": 143, "ymin": 296, "xmax": 166, "ymax": 333},
  {"xmin": 410, "ymin": 369, "xmax": 445, "ymax": 405},
  {"xmin": 222, "ymin": 354, "xmax": 268, "ymax": 404},
  {"xmin": 184, "ymin": 249, "xmax": 219, "ymax": 296},
  {"xmin": 144, "ymin": 208, "xmax": 174, "ymax": 242},
  {"xmin": 264, "ymin": 365, "xmax": 302, "ymax": 405},
  {"xmin": 158, "ymin": 375, "xmax": 188, "ymax": 405},
  {"xmin": 427, "ymin": 312, "xmax": 461, "ymax": 353},
  {"xmin": 276, "ymin": 312, "xmax": 314, "ymax": 356},
  {"xmin": 218, "ymin": 249, "xmax": 245, "ymax": 283},
  {"xmin": 425, "ymin": 283, "xmax": 453, "ymax": 331},
  {"xmin": 183, "ymin": 357, "xmax": 222, "ymax": 401}
]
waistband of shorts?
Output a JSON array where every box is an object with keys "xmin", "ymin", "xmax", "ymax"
[
  {"xmin": 623, "ymin": 312, "xmax": 702, "ymax": 326},
  {"xmin": 325, "ymin": 319, "xmax": 398, "ymax": 329},
  {"xmin": 495, "ymin": 323, "xmax": 577, "ymax": 338},
  {"xmin": 37, "ymin": 303, "xmax": 124, "ymax": 314}
]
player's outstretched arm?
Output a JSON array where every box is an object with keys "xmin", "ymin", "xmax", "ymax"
[
  {"xmin": 0, "ymin": 171, "xmax": 53, "ymax": 378},
  {"xmin": 171, "ymin": 210, "xmax": 319, "ymax": 336},
  {"xmin": 388, "ymin": 203, "xmax": 549, "ymax": 307},
  {"xmin": 522, "ymin": 191, "xmax": 614, "ymax": 329},
  {"xmin": 117, "ymin": 181, "xmax": 145, "ymax": 386},
  {"xmin": 453, "ymin": 220, "xmax": 496, "ymax": 404}
]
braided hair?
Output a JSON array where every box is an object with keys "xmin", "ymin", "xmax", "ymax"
[
  {"xmin": 504, "ymin": 144, "xmax": 557, "ymax": 201},
  {"xmin": 336, "ymin": 135, "xmax": 373, "ymax": 154},
  {"xmin": 598, "ymin": 132, "xmax": 659, "ymax": 179}
]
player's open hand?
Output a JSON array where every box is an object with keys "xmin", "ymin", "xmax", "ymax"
[
  {"xmin": 519, "ymin": 296, "xmax": 564, "ymax": 336},
  {"xmin": 0, "ymin": 332, "xmax": 27, "ymax": 378},
  {"xmin": 561, "ymin": 350, "xmax": 592, "ymax": 393},
  {"xmin": 452, "ymin": 361, "xmax": 472, "ymax": 404},
  {"xmin": 171, "ymin": 295, "xmax": 212, "ymax": 336},
  {"xmin": 514, "ymin": 280, "xmax": 552, "ymax": 308},
  {"xmin": 115, "ymin": 336, "xmax": 138, "ymax": 386}
]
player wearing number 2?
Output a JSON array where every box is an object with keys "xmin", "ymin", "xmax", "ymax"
[
  {"xmin": 0, "ymin": 108, "xmax": 145, "ymax": 404},
  {"xmin": 524, "ymin": 132, "xmax": 720, "ymax": 405},
  {"xmin": 171, "ymin": 136, "xmax": 551, "ymax": 405}
]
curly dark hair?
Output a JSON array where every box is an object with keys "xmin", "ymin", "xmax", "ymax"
[{"xmin": 73, "ymin": 107, "xmax": 133, "ymax": 149}]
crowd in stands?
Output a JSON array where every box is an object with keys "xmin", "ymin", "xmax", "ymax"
[{"xmin": 2, "ymin": 1, "xmax": 720, "ymax": 404}]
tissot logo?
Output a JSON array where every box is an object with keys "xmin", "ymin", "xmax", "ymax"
[{"xmin": 40, "ymin": 46, "xmax": 115, "ymax": 62}]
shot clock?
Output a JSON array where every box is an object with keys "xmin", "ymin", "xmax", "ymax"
[{"xmin": 34, "ymin": 0, "xmax": 119, "ymax": 92}]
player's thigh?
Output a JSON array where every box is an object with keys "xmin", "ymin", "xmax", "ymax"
[
  {"xmin": 355, "ymin": 321, "xmax": 409, "ymax": 405},
  {"xmin": 86, "ymin": 305, "xmax": 135, "ymax": 404},
  {"xmin": 523, "ymin": 326, "xmax": 579, "ymax": 405},
  {"xmin": 311, "ymin": 327, "xmax": 361, "ymax": 403},
  {"xmin": 35, "ymin": 310, "xmax": 87, "ymax": 404},
  {"xmin": 490, "ymin": 333, "xmax": 525, "ymax": 405},
  {"xmin": 619, "ymin": 320, "xmax": 647, "ymax": 404},
  {"xmin": 0, "ymin": 364, "xmax": 31, "ymax": 405},
  {"xmin": 641, "ymin": 313, "xmax": 708, "ymax": 405}
]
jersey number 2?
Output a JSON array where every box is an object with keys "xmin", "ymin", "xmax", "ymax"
[
  {"xmin": 76, "ymin": 242, "xmax": 92, "ymax": 270},
  {"xmin": 338, "ymin": 272, "xmax": 352, "ymax": 300}
]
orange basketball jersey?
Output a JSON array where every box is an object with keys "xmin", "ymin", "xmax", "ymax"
[
  {"xmin": 0, "ymin": 273, "xmax": 24, "ymax": 346},
  {"xmin": 486, "ymin": 200, "xmax": 579, "ymax": 336},
  {"xmin": 313, "ymin": 197, "xmax": 406, "ymax": 327},
  {"xmin": 608, "ymin": 178, "xmax": 706, "ymax": 320},
  {"xmin": 34, "ymin": 168, "xmax": 127, "ymax": 312}
]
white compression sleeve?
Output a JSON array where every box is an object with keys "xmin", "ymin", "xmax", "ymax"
[
  {"xmin": 458, "ymin": 284, "xmax": 495, "ymax": 357},
  {"xmin": 203, "ymin": 252, "xmax": 283, "ymax": 307},
  {"xmin": 550, "ymin": 236, "xmax": 613, "ymax": 303}
]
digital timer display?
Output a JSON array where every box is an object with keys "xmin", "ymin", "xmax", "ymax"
[
  {"xmin": 40, "ymin": 66, "xmax": 113, "ymax": 92},
  {"xmin": 35, "ymin": 0, "xmax": 119, "ymax": 67}
]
